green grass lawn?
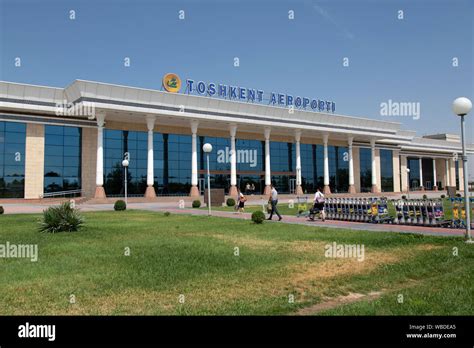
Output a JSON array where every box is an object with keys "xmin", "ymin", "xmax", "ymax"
[{"xmin": 0, "ymin": 210, "xmax": 472, "ymax": 315}]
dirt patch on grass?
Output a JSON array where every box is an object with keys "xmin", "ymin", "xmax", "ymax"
[
  {"xmin": 179, "ymin": 231, "xmax": 328, "ymax": 253},
  {"xmin": 288, "ymin": 249, "xmax": 400, "ymax": 286},
  {"xmin": 295, "ymin": 291, "xmax": 383, "ymax": 315}
]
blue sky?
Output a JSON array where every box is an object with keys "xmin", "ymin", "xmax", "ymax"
[{"xmin": 1, "ymin": 0, "xmax": 473, "ymax": 175}]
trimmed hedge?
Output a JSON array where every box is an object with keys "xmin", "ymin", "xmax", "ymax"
[
  {"xmin": 192, "ymin": 200, "xmax": 201, "ymax": 208},
  {"xmin": 226, "ymin": 198, "xmax": 236, "ymax": 207},
  {"xmin": 114, "ymin": 200, "xmax": 127, "ymax": 211},
  {"xmin": 251, "ymin": 210, "xmax": 265, "ymax": 224},
  {"xmin": 0, "ymin": 206, "xmax": 4, "ymax": 215}
]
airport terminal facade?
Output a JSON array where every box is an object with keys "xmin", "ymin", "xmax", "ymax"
[{"xmin": 0, "ymin": 77, "xmax": 472, "ymax": 200}]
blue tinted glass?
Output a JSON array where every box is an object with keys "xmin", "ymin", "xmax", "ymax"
[
  {"xmin": 45, "ymin": 134, "xmax": 63, "ymax": 146},
  {"xmin": 45, "ymin": 145, "xmax": 63, "ymax": 157},
  {"xmin": 44, "ymin": 126, "xmax": 81, "ymax": 193},
  {"xmin": 64, "ymin": 136, "xmax": 80, "ymax": 147},
  {"xmin": 5, "ymin": 122, "xmax": 26, "ymax": 133},
  {"xmin": 45, "ymin": 125, "xmax": 64, "ymax": 135},
  {"xmin": 64, "ymin": 127, "xmax": 80, "ymax": 137}
]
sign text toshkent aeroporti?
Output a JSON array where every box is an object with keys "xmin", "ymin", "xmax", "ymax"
[{"xmin": 181, "ymin": 77, "xmax": 336, "ymax": 113}]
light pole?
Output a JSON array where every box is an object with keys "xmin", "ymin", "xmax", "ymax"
[
  {"xmin": 122, "ymin": 158, "xmax": 129, "ymax": 206},
  {"xmin": 453, "ymin": 97, "xmax": 472, "ymax": 243},
  {"xmin": 203, "ymin": 143, "xmax": 213, "ymax": 216}
]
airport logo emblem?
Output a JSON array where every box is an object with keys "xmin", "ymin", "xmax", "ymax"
[{"xmin": 163, "ymin": 73, "xmax": 181, "ymax": 93}]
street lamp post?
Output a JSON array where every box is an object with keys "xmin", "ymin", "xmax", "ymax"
[
  {"xmin": 203, "ymin": 143, "xmax": 213, "ymax": 216},
  {"xmin": 453, "ymin": 97, "xmax": 472, "ymax": 243},
  {"xmin": 122, "ymin": 158, "xmax": 129, "ymax": 206}
]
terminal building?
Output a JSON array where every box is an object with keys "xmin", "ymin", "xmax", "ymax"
[{"xmin": 0, "ymin": 77, "xmax": 473, "ymax": 200}]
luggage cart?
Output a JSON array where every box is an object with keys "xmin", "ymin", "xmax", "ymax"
[{"xmin": 296, "ymin": 196, "xmax": 309, "ymax": 217}]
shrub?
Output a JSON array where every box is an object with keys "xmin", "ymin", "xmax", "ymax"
[
  {"xmin": 401, "ymin": 195, "xmax": 407, "ymax": 200},
  {"xmin": 192, "ymin": 200, "xmax": 201, "ymax": 208},
  {"xmin": 0, "ymin": 206, "xmax": 3, "ymax": 215},
  {"xmin": 440, "ymin": 194, "xmax": 446, "ymax": 199},
  {"xmin": 39, "ymin": 202, "xmax": 84, "ymax": 233},
  {"xmin": 422, "ymin": 194, "xmax": 428, "ymax": 200},
  {"xmin": 114, "ymin": 200, "xmax": 126, "ymax": 211},
  {"xmin": 164, "ymin": 211, "xmax": 171, "ymax": 217},
  {"xmin": 456, "ymin": 193, "xmax": 461, "ymax": 198},
  {"xmin": 226, "ymin": 198, "xmax": 236, "ymax": 207},
  {"xmin": 251, "ymin": 210, "xmax": 265, "ymax": 224}
]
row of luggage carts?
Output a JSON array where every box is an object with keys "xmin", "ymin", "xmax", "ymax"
[{"xmin": 305, "ymin": 197, "xmax": 473, "ymax": 228}]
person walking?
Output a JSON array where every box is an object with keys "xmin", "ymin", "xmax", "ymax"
[
  {"xmin": 312, "ymin": 187, "xmax": 326, "ymax": 221},
  {"xmin": 267, "ymin": 184, "xmax": 282, "ymax": 221},
  {"xmin": 237, "ymin": 189, "xmax": 247, "ymax": 214},
  {"xmin": 245, "ymin": 183, "xmax": 251, "ymax": 195}
]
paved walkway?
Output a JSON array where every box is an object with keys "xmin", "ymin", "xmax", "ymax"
[
  {"xmin": 152, "ymin": 207, "xmax": 466, "ymax": 237},
  {"xmin": 1, "ymin": 201, "xmax": 467, "ymax": 238}
]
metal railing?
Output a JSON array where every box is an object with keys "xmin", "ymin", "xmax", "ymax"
[{"xmin": 40, "ymin": 189, "xmax": 84, "ymax": 199}]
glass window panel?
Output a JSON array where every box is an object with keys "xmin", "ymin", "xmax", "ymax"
[
  {"xmin": 44, "ymin": 126, "xmax": 81, "ymax": 194},
  {"xmin": 45, "ymin": 156, "xmax": 63, "ymax": 167},
  {"xmin": 44, "ymin": 167, "xmax": 62, "ymax": 177},
  {"xmin": 106, "ymin": 130, "xmax": 122, "ymax": 139},
  {"xmin": 45, "ymin": 125, "xmax": 64, "ymax": 135},
  {"xmin": 45, "ymin": 145, "xmax": 63, "ymax": 157},
  {"xmin": 64, "ymin": 127, "xmax": 80, "ymax": 137},
  {"xmin": 5, "ymin": 131, "xmax": 25, "ymax": 144},
  {"xmin": 63, "ymin": 136, "xmax": 80, "ymax": 147},
  {"xmin": 5, "ymin": 122, "xmax": 26, "ymax": 133},
  {"xmin": 45, "ymin": 135, "xmax": 63, "ymax": 146}
]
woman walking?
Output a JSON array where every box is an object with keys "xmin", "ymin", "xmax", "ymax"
[{"xmin": 237, "ymin": 189, "xmax": 247, "ymax": 214}]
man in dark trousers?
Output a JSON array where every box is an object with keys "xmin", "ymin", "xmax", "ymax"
[{"xmin": 267, "ymin": 184, "xmax": 282, "ymax": 221}]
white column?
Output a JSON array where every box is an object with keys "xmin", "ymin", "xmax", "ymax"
[
  {"xmin": 264, "ymin": 127, "xmax": 271, "ymax": 195},
  {"xmin": 348, "ymin": 136, "xmax": 355, "ymax": 193},
  {"xmin": 370, "ymin": 138, "xmax": 378, "ymax": 193},
  {"xmin": 295, "ymin": 130, "xmax": 303, "ymax": 195},
  {"xmin": 419, "ymin": 157, "xmax": 424, "ymax": 190},
  {"xmin": 432, "ymin": 158, "xmax": 437, "ymax": 190},
  {"xmin": 190, "ymin": 120, "xmax": 199, "ymax": 197},
  {"xmin": 445, "ymin": 158, "xmax": 450, "ymax": 187},
  {"xmin": 229, "ymin": 124, "xmax": 238, "ymax": 196},
  {"xmin": 323, "ymin": 133, "xmax": 330, "ymax": 194},
  {"xmin": 94, "ymin": 112, "xmax": 106, "ymax": 198},
  {"xmin": 145, "ymin": 115, "xmax": 156, "ymax": 197}
]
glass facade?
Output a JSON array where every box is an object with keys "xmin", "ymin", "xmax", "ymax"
[
  {"xmin": 359, "ymin": 148, "xmax": 372, "ymax": 192},
  {"xmin": 236, "ymin": 139, "xmax": 264, "ymax": 194},
  {"xmin": 298, "ymin": 144, "xmax": 349, "ymax": 194},
  {"xmin": 44, "ymin": 125, "xmax": 82, "ymax": 193},
  {"xmin": 0, "ymin": 119, "xmax": 456, "ymax": 198},
  {"xmin": 380, "ymin": 149, "xmax": 393, "ymax": 192},
  {"xmin": 270, "ymin": 141, "xmax": 295, "ymax": 194},
  {"xmin": 299, "ymin": 144, "xmax": 323, "ymax": 193},
  {"xmin": 163, "ymin": 134, "xmax": 192, "ymax": 195},
  {"xmin": 407, "ymin": 157, "xmax": 421, "ymax": 189},
  {"xmin": 421, "ymin": 158, "xmax": 434, "ymax": 190},
  {"xmin": 104, "ymin": 129, "xmax": 148, "ymax": 196},
  {"xmin": 329, "ymin": 146, "xmax": 349, "ymax": 193},
  {"xmin": 0, "ymin": 121, "xmax": 26, "ymax": 198},
  {"xmin": 198, "ymin": 136, "xmax": 230, "ymax": 192},
  {"xmin": 455, "ymin": 160, "xmax": 460, "ymax": 190}
]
